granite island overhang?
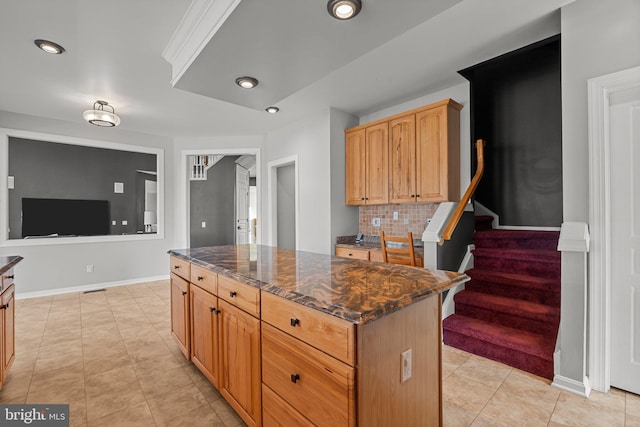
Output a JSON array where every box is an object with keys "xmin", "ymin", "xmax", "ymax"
[{"xmin": 168, "ymin": 244, "xmax": 469, "ymax": 426}]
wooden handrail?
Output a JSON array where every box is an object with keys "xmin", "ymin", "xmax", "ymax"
[{"xmin": 440, "ymin": 139, "xmax": 486, "ymax": 244}]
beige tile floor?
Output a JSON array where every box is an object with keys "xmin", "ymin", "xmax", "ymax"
[{"xmin": 1, "ymin": 280, "xmax": 638, "ymax": 426}]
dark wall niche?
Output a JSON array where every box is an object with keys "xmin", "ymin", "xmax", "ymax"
[
  {"xmin": 8, "ymin": 137, "xmax": 157, "ymax": 238},
  {"xmin": 459, "ymin": 35, "xmax": 562, "ymax": 227}
]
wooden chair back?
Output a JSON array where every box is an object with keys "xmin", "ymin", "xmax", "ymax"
[{"xmin": 380, "ymin": 231, "xmax": 417, "ymax": 266}]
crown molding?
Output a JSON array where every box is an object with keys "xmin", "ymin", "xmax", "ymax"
[{"xmin": 162, "ymin": 0, "xmax": 243, "ymax": 87}]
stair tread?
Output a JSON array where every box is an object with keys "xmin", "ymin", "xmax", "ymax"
[
  {"xmin": 443, "ymin": 314, "xmax": 555, "ymax": 360},
  {"xmin": 473, "ymin": 247, "xmax": 560, "ymax": 261},
  {"xmin": 474, "ymin": 229, "xmax": 560, "ymax": 240},
  {"xmin": 466, "ymin": 268, "xmax": 560, "ymax": 291},
  {"xmin": 454, "ymin": 290, "xmax": 559, "ymax": 320}
]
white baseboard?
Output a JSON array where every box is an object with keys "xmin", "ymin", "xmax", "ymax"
[
  {"xmin": 552, "ymin": 374, "xmax": 591, "ymax": 398},
  {"xmin": 15, "ymin": 275, "xmax": 170, "ymax": 300}
]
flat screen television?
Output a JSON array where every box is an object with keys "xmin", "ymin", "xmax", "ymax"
[{"xmin": 21, "ymin": 198, "xmax": 110, "ymax": 238}]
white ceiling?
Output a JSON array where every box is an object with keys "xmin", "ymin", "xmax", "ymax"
[{"xmin": 0, "ymin": 0, "xmax": 572, "ymax": 139}]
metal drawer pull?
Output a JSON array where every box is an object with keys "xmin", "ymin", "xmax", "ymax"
[
  {"xmin": 290, "ymin": 318, "xmax": 300, "ymax": 327},
  {"xmin": 197, "ymin": 276, "xmax": 203, "ymax": 281},
  {"xmin": 229, "ymin": 291, "xmax": 237, "ymax": 298},
  {"xmin": 290, "ymin": 374, "xmax": 300, "ymax": 384},
  {"xmin": 181, "ymin": 291, "xmax": 187, "ymax": 296},
  {"xmin": 174, "ymin": 265, "xmax": 180, "ymax": 269},
  {"xmin": 4, "ymin": 275, "xmax": 14, "ymax": 280}
]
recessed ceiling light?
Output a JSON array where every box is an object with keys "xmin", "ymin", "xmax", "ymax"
[
  {"xmin": 265, "ymin": 106, "xmax": 279, "ymax": 114},
  {"xmin": 327, "ymin": 0, "xmax": 361, "ymax": 20},
  {"xmin": 235, "ymin": 76, "xmax": 259, "ymax": 89},
  {"xmin": 34, "ymin": 39, "xmax": 65, "ymax": 54}
]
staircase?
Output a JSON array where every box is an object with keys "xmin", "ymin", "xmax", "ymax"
[{"xmin": 442, "ymin": 216, "xmax": 560, "ymax": 380}]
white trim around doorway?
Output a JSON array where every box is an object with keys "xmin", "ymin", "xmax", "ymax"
[
  {"xmin": 587, "ymin": 65, "xmax": 640, "ymax": 392},
  {"xmin": 267, "ymin": 155, "xmax": 299, "ymax": 249}
]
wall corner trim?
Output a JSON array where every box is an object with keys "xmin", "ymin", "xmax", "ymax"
[{"xmin": 557, "ymin": 221, "xmax": 590, "ymax": 252}]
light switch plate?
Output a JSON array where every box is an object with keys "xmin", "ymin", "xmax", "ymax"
[
  {"xmin": 114, "ymin": 182, "xmax": 124, "ymax": 193},
  {"xmin": 122, "ymin": 220, "xmax": 128, "ymax": 226},
  {"xmin": 401, "ymin": 348, "xmax": 412, "ymax": 383},
  {"xmin": 7, "ymin": 176, "xmax": 14, "ymax": 189},
  {"xmin": 201, "ymin": 221, "xmax": 206, "ymax": 228}
]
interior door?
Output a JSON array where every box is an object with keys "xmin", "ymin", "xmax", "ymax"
[
  {"xmin": 235, "ymin": 165, "xmax": 250, "ymax": 244},
  {"xmin": 610, "ymin": 85, "xmax": 640, "ymax": 394}
]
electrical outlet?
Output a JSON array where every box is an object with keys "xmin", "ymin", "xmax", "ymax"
[
  {"xmin": 86, "ymin": 264, "xmax": 94, "ymax": 273},
  {"xmin": 393, "ymin": 211, "xmax": 398, "ymax": 220},
  {"xmin": 201, "ymin": 221, "xmax": 206, "ymax": 228},
  {"xmin": 112, "ymin": 220, "xmax": 117, "ymax": 226},
  {"xmin": 401, "ymin": 348, "xmax": 412, "ymax": 383},
  {"xmin": 122, "ymin": 220, "xmax": 128, "ymax": 226},
  {"xmin": 372, "ymin": 218, "xmax": 381, "ymax": 227}
]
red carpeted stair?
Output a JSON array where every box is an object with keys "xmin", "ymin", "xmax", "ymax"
[{"xmin": 443, "ymin": 218, "xmax": 560, "ymax": 379}]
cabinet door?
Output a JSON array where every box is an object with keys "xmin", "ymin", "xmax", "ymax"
[
  {"xmin": 345, "ymin": 129, "xmax": 366, "ymax": 205},
  {"xmin": 1, "ymin": 284, "xmax": 15, "ymax": 383},
  {"xmin": 219, "ymin": 300, "xmax": 262, "ymax": 427},
  {"xmin": 170, "ymin": 273, "xmax": 190, "ymax": 360},
  {"xmin": 390, "ymin": 114, "xmax": 417, "ymax": 203},
  {"xmin": 416, "ymin": 106, "xmax": 447, "ymax": 202},
  {"xmin": 365, "ymin": 122, "xmax": 389, "ymax": 204},
  {"xmin": 190, "ymin": 284, "xmax": 220, "ymax": 389}
]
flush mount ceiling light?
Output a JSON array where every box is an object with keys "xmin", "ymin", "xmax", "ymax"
[
  {"xmin": 34, "ymin": 39, "xmax": 65, "ymax": 54},
  {"xmin": 235, "ymin": 76, "xmax": 259, "ymax": 89},
  {"xmin": 83, "ymin": 100, "xmax": 121, "ymax": 127},
  {"xmin": 265, "ymin": 106, "xmax": 279, "ymax": 114},
  {"xmin": 327, "ymin": 0, "xmax": 361, "ymax": 20}
]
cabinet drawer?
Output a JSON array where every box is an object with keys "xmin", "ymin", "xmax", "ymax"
[
  {"xmin": 262, "ymin": 384, "xmax": 313, "ymax": 427},
  {"xmin": 1, "ymin": 268, "xmax": 14, "ymax": 293},
  {"xmin": 262, "ymin": 324, "xmax": 355, "ymax": 427},
  {"xmin": 335, "ymin": 247, "xmax": 369, "ymax": 260},
  {"xmin": 262, "ymin": 292, "xmax": 354, "ymax": 365},
  {"xmin": 218, "ymin": 275, "xmax": 260, "ymax": 318},
  {"xmin": 190, "ymin": 264, "xmax": 217, "ymax": 295},
  {"xmin": 170, "ymin": 256, "xmax": 190, "ymax": 281}
]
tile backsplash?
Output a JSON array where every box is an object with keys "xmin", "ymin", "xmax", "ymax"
[{"xmin": 359, "ymin": 203, "xmax": 439, "ymax": 237}]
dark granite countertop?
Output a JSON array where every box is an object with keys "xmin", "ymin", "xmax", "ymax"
[
  {"xmin": 0, "ymin": 256, "xmax": 23, "ymax": 276},
  {"xmin": 169, "ymin": 245, "xmax": 467, "ymax": 324}
]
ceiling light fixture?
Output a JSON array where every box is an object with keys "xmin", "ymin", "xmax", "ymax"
[
  {"xmin": 265, "ymin": 106, "xmax": 279, "ymax": 114},
  {"xmin": 34, "ymin": 39, "xmax": 65, "ymax": 54},
  {"xmin": 235, "ymin": 76, "xmax": 259, "ymax": 89},
  {"xmin": 83, "ymin": 100, "xmax": 121, "ymax": 127},
  {"xmin": 327, "ymin": 0, "xmax": 361, "ymax": 20}
]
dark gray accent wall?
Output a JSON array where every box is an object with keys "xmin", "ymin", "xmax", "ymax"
[
  {"xmin": 8, "ymin": 137, "xmax": 157, "ymax": 238},
  {"xmin": 276, "ymin": 164, "xmax": 296, "ymax": 250},
  {"xmin": 190, "ymin": 156, "xmax": 238, "ymax": 248},
  {"xmin": 460, "ymin": 36, "xmax": 562, "ymax": 227}
]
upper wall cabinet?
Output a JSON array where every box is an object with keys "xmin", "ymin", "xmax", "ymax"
[
  {"xmin": 346, "ymin": 99, "xmax": 462, "ymax": 206},
  {"xmin": 345, "ymin": 123, "xmax": 389, "ymax": 205}
]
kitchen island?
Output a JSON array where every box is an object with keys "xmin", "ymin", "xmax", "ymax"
[
  {"xmin": 169, "ymin": 245, "xmax": 468, "ymax": 427},
  {"xmin": 0, "ymin": 255, "xmax": 22, "ymax": 390}
]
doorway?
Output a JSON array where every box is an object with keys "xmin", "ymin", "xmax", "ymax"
[
  {"xmin": 182, "ymin": 150, "xmax": 260, "ymax": 249},
  {"xmin": 589, "ymin": 65, "xmax": 640, "ymax": 394},
  {"xmin": 268, "ymin": 156, "xmax": 298, "ymax": 249}
]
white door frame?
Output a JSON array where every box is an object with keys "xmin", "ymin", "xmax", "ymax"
[
  {"xmin": 179, "ymin": 148, "xmax": 261, "ymax": 249},
  {"xmin": 267, "ymin": 155, "xmax": 299, "ymax": 249},
  {"xmin": 588, "ymin": 65, "xmax": 640, "ymax": 392}
]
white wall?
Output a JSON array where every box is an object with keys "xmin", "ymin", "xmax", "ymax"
[
  {"xmin": 558, "ymin": 0, "xmax": 640, "ymax": 384},
  {"xmin": 265, "ymin": 110, "xmax": 332, "ymax": 254},
  {"xmin": 0, "ymin": 111, "xmax": 175, "ymax": 296},
  {"xmin": 359, "ymin": 82, "xmax": 472, "ymax": 195}
]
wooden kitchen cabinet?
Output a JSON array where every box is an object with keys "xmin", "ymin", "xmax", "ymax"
[
  {"xmin": 390, "ymin": 114, "xmax": 417, "ymax": 203},
  {"xmin": 170, "ymin": 272, "xmax": 190, "ymax": 360},
  {"xmin": 346, "ymin": 98, "xmax": 462, "ymax": 205},
  {"xmin": 1, "ymin": 284, "xmax": 15, "ymax": 384},
  {"xmin": 219, "ymin": 299, "xmax": 262, "ymax": 427},
  {"xmin": 190, "ymin": 283, "xmax": 220, "ymax": 388},
  {"xmin": 415, "ymin": 102, "xmax": 461, "ymax": 202},
  {"xmin": 345, "ymin": 123, "xmax": 389, "ymax": 205}
]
